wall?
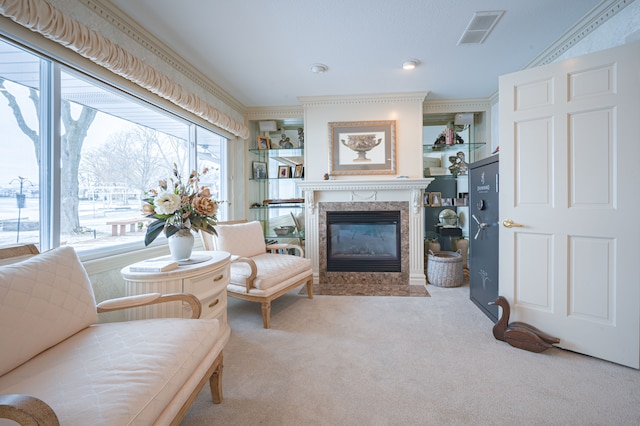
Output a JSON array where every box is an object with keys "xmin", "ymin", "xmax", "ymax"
[{"xmin": 299, "ymin": 93, "xmax": 428, "ymax": 180}]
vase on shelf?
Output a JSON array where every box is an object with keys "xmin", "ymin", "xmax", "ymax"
[
  {"xmin": 453, "ymin": 236, "xmax": 469, "ymax": 269},
  {"xmin": 168, "ymin": 228, "xmax": 194, "ymax": 261}
]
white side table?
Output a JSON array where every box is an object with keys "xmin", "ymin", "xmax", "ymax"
[{"xmin": 121, "ymin": 251, "xmax": 230, "ymax": 329}]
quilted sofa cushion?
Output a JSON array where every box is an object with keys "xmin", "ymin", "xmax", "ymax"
[
  {"xmin": 215, "ymin": 221, "xmax": 266, "ymax": 258},
  {"xmin": 0, "ymin": 246, "xmax": 98, "ymax": 376},
  {"xmin": 0, "ymin": 318, "xmax": 227, "ymax": 425},
  {"xmin": 229, "ymin": 252, "xmax": 312, "ymax": 290}
]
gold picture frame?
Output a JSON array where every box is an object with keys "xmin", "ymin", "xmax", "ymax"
[
  {"xmin": 429, "ymin": 192, "xmax": 442, "ymax": 207},
  {"xmin": 257, "ymin": 135, "xmax": 270, "ymax": 150},
  {"xmin": 293, "ymin": 164, "xmax": 304, "ymax": 178},
  {"xmin": 328, "ymin": 120, "xmax": 396, "ymax": 175}
]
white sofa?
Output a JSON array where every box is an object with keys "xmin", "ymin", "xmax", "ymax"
[{"xmin": 0, "ymin": 246, "xmax": 230, "ymax": 425}]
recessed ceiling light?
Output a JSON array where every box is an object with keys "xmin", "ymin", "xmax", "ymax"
[
  {"xmin": 402, "ymin": 59, "xmax": 419, "ymax": 70},
  {"xmin": 310, "ymin": 63, "xmax": 328, "ymax": 73}
]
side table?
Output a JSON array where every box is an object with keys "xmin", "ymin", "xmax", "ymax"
[{"xmin": 121, "ymin": 251, "xmax": 230, "ymax": 329}]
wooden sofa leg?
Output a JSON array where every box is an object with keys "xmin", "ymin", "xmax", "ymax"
[
  {"xmin": 306, "ymin": 280, "xmax": 314, "ymax": 299},
  {"xmin": 208, "ymin": 353, "xmax": 224, "ymax": 404},
  {"xmin": 261, "ymin": 301, "xmax": 271, "ymax": 329}
]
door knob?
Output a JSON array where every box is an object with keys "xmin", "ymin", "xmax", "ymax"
[{"xmin": 502, "ymin": 219, "xmax": 524, "ymax": 228}]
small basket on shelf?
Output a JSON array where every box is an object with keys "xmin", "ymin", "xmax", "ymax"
[{"xmin": 273, "ymin": 226, "xmax": 295, "ymax": 236}]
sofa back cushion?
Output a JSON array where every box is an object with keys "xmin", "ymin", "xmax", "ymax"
[
  {"xmin": 0, "ymin": 246, "xmax": 98, "ymax": 375},
  {"xmin": 214, "ymin": 221, "xmax": 266, "ymax": 258}
]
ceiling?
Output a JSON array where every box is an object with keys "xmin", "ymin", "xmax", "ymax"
[{"xmin": 108, "ymin": 0, "xmax": 604, "ymax": 108}]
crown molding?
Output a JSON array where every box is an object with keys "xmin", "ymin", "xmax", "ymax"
[
  {"xmin": 525, "ymin": 0, "xmax": 634, "ymax": 67},
  {"xmin": 85, "ymin": 0, "xmax": 246, "ymax": 114},
  {"xmin": 244, "ymin": 105, "xmax": 304, "ymax": 121},
  {"xmin": 423, "ymin": 98, "xmax": 491, "ymax": 113},
  {"xmin": 298, "ymin": 92, "xmax": 429, "ymax": 107}
]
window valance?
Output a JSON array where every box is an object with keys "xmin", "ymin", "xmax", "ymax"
[{"xmin": 0, "ymin": 0, "xmax": 250, "ymax": 139}]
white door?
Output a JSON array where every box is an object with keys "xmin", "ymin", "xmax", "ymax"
[{"xmin": 499, "ymin": 41, "xmax": 640, "ymax": 368}]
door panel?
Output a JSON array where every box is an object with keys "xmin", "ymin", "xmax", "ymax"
[
  {"xmin": 570, "ymin": 109, "xmax": 613, "ymax": 206},
  {"xmin": 569, "ymin": 236, "xmax": 613, "ymax": 323},
  {"xmin": 516, "ymin": 118, "xmax": 552, "ymax": 205},
  {"xmin": 515, "ymin": 233, "xmax": 552, "ymax": 310},
  {"xmin": 499, "ymin": 41, "xmax": 640, "ymax": 368}
]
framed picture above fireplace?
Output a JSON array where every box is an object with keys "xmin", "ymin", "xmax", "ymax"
[{"xmin": 328, "ymin": 120, "xmax": 396, "ymax": 175}]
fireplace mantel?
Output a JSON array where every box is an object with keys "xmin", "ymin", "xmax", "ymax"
[
  {"xmin": 297, "ymin": 179, "xmax": 433, "ymax": 214},
  {"xmin": 297, "ymin": 178, "xmax": 433, "ymax": 288},
  {"xmin": 297, "ymin": 179, "xmax": 433, "ymax": 191}
]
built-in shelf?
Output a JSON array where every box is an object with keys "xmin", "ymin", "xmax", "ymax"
[
  {"xmin": 250, "ymin": 204, "xmax": 304, "ymax": 210},
  {"xmin": 249, "ymin": 148, "xmax": 304, "ymax": 157},
  {"xmin": 423, "ymin": 142, "xmax": 485, "ymax": 153}
]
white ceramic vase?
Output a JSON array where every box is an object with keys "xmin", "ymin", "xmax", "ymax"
[{"xmin": 168, "ymin": 228, "xmax": 194, "ymax": 261}]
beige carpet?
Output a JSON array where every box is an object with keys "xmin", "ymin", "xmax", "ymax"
[{"xmin": 181, "ymin": 282, "xmax": 640, "ymax": 425}]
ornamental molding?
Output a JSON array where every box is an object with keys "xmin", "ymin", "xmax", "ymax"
[
  {"xmin": 84, "ymin": 0, "xmax": 245, "ymax": 114},
  {"xmin": 244, "ymin": 106, "xmax": 304, "ymax": 120},
  {"xmin": 423, "ymin": 98, "xmax": 491, "ymax": 113},
  {"xmin": 525, "ymin": 0, "xmax": 633, "ymax": 67},
  {"xmin": 298, "ymin": 92, "xmax": 429, "ymax": 108},
  {"xmin": 297, "ymin": 179, "xmax": 433, "ymax": 192}
]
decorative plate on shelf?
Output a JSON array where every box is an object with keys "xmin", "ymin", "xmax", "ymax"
[{"xmin": 438, "ymin": 209, "xmax": 458, "ymax": 226}]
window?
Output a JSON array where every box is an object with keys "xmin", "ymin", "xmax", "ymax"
[{"xmin": 0, "ymin": 37, "xmax": 228, "ymax": 256}]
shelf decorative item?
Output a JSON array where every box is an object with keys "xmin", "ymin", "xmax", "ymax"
[
  {"xmin": 257, "ymin": 135, "xmax": 270, "ymax": 150},
  {"xmin": 278, "ymin": 165, "xmax": 291, "ymax": 178},
  {"xmin": 252, "ymin": 161, "xmax": 267, "ymax": 179},
  {"xmin": 448, "ymin": 151, "xmax": 469, "ymax": 177},
  {"xmin": 273, "ymin": 226, "xmax": 295, "ymax": 236}
]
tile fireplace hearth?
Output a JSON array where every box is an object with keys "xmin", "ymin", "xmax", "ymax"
[{"xmin": 297, "ymin": 179, "xmax": 432, "ymax": 295}]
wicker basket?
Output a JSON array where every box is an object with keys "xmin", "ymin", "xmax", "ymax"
[{"xmin": 427, "ymin": 250, "xmax": 463, "ymax": 287}]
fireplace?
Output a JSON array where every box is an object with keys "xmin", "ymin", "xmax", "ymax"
[
  {"xmin": 297, "ymin": 178, "xmax": 433, "ymax": 295},
  {"xmin": 326, "ymin": 211, "xmax": 401, "ymax": 272},
  {"xmin": 318, "ymin": 201, "xmax": 410, "ymax": 295}
]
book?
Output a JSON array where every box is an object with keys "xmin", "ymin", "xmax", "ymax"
[{"xmin": 129, "ymin": 259, "xmax": 179, "ymax": 272}]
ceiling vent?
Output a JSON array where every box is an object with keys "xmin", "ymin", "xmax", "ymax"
[{"xmin": 457, "ymin": 11, "xmax": 504, "ymax": 45}]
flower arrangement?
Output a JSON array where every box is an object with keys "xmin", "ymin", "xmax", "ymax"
[{"xmin": 142, "ymin": 164, "xmax": 219, "ymax": 246}]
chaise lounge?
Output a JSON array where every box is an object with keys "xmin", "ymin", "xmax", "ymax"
[{"xmin": 0, "ymin": 245, "xmax": 230, "ymax": 425}]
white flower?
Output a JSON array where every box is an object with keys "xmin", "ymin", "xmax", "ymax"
[{"xmin": 154, "ymin": 192, "xmax": 181, "ymax": 214}]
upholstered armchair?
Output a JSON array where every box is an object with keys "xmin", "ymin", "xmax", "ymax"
[{"xmin": 200, "ymin": 220, "xmax": 313, "ymax": 328}]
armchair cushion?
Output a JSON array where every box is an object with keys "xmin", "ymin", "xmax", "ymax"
[
  {"xmin": 215, "ymin": 221, "xmax": 266, "ymax": 258},
  {"xmin": 229, "ymin": 252, "xmax": 312, "ymax": 291},
  {"xmin": 0, "ymin": 246, "xmax": 98, "ymax": 376}
]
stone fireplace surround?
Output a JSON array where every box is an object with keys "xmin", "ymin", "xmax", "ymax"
[
  {"xmin": 297, "ymin": 179, "xmax": 432, "ymax": 295},
  {"xmin": 319, "ymin": 201, "xmax": 408, "ymax": 295}
]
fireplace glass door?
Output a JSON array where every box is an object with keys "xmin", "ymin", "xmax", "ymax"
[{"xmin": 326, "ymin": 211, "xmax": 401, "ymax": 272}]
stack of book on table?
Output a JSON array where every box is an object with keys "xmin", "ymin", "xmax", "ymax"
[{"xmin": 129, "ymin": 259, "xmax": 179, "ymax": 272}]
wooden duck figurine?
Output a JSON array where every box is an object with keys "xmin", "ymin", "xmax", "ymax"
[{"xmin": 489, "ymin": 296, "xmax": 560, "ymax": 353}]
